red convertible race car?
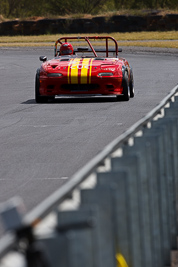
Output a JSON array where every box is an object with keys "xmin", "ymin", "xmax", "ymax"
[{"xmin": 35, "ymin": 36, "xmax": 134, "ymax": 103}]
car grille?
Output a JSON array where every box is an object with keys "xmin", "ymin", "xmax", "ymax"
[{"xmin": 61, "ymin": 84, "xmax": 99, "ymax": 91}]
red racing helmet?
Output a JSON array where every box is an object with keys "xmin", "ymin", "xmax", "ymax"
[{"xmin": 60, "ymin": 42, "xmax": 74, "ymax": 55}]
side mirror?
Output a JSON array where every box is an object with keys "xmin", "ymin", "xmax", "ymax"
[{"xmin": 39, "ymin": 56, "xmax": 47, "ymax": 62}]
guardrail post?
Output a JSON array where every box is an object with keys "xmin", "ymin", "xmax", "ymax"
[
  {"xmin": 122, "ymin": 138, "xmax": 160, "ymax": 267},
  {"xmin": 110, "ymin": 155, "xmax": 144, "ymax": 267},
  {"xmin": 138, "ymin": 118, "xmax": 178, "ymax": 266},
  {"xmin": 131, "ymin": 134, "xmax": 171, "ymax": 266},
  {"xmin": 173, "ymin": 95, "xmax": 178, "ymax": 103},
  {"xmin": 35, "ymin": 232, "xmax": 67, "ymax": 267},
  {"xmin": 0, "ymin": 197, "xmax": 24, "ymax": 232},
  {"xmin": 165, "ymin": 102, "xmax": 178, "ymax": 225},
  {"xmin": 96, "ymin": 170, "xmax": 131, "ymax": 267},
  {"xmin": 148, "ymin": 118, "xmax": 178, "ymax": 249},
  {"xmin": 80, "ymin": 187, "xmax": 116, "ymax": 267},
  {"xmin": 56, "ymin": 207, "xmax": 101, "ymax": 267}
]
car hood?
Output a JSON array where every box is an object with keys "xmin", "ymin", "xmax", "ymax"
[{"xmin": 43, "ymin": 57, "xmax": 123, "ymax": 72}]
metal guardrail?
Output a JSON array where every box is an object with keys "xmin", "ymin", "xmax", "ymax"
[{"xmin": 0, "ymin": 84, "xmax": 178, "ymax": 267}]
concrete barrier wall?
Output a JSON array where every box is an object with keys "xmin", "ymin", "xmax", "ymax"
[{"xmin": 0, "ymin": 14, "xmax": 178, "ymax": 35}]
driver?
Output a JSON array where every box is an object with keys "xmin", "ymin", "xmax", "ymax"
[{"xmin": 60, "ymin": 42, "xmax": 74, "ymax": 55}]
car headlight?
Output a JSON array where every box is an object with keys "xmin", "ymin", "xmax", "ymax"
[
  {"xmin": 98, "ymin": 72, "xmax": 113, "ymax": 77},
  {"xmin": 47, "ymin": 73, "xmax": 63, "ymax": 77}
]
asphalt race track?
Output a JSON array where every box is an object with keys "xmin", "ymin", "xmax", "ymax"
[{"xmin": 0, "ymin": 46, "xmax": 177, "ymax": 235}]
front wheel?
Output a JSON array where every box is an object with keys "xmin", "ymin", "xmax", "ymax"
[
  {"xmin": 35, "ymin": 70, "xmax": 49, "ymax": 103},
  {"xmin": 119, "ymin": 71, "xmax": 130, "ymax": 101},
  {"xmin": 129, "ymin": 68, "xmax": 134, "ymax": 98}
]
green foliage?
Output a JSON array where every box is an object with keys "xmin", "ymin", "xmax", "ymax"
[
  {"xmin": 113, "ymin": 0, "xmax": 178, "ymax": 9},
  {"xmin": 21, "ymin": 0, "xmax": 48, "ymax": 17},
  {"xmin": 0, "ymin": 0, "xmax": 49, "ymax": 17},
  {"xmin": 0, "ymin": 0, "xmax": 177, "ymax": 18},
  {"xmin": 48, "ymin": 0, "xmax": 110, "ymax": 15}
]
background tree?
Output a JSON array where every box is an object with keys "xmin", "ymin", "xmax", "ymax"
[
  {"xmin": 21, "ymin": 0, "xmax": 48, "ymax": 17},
  {"xmin": 0, "ymin": 0, "xmax": 48, "ymax": 18},
  {"xmin": 0, "ymin": 0, "xmax": 23, "ymax": 17},
  {"xmin": 0, "ymin": 0, "xmax": 178, "ymax": 19},
  {"xmin": 48, "ymin": 0, "xmax": 110, "ymax": 15}
]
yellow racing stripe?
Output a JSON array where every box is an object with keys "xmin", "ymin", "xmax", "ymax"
[
  {"xmin": 70, "ymin": 58, "xmax": 81, "ymax": 84},
  {"xmin": 68, "ymin": 58, "xmax": 94, "ymax": 84},
  {"xmin": 89, "ymin": 59, "xmax": 94, "ymax": 84},
  {"xmin": 81, "ymin": 58, "xmax": 90, "ymax": 84}
]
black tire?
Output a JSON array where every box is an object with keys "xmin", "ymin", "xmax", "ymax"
[
  {"xmin": 129, "ymin": 68, "xmax": 134, "ymax": 98},
  {"xmin": 119, "ymin": 71, "xmax": 130, "ymax": 101},
  {"xmin": 35, "ymin": 69, "xmax": 49, "ymax": 103}
]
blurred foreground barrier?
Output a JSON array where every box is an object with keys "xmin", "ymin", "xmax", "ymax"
[{"xmin": 0, "ymin": 84, "xmax": 178, "ymax": 267}]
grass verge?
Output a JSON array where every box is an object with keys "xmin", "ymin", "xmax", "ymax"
[{"xmin": 0, "ymin": 31, "xmax": 178, "ymax": 48}]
